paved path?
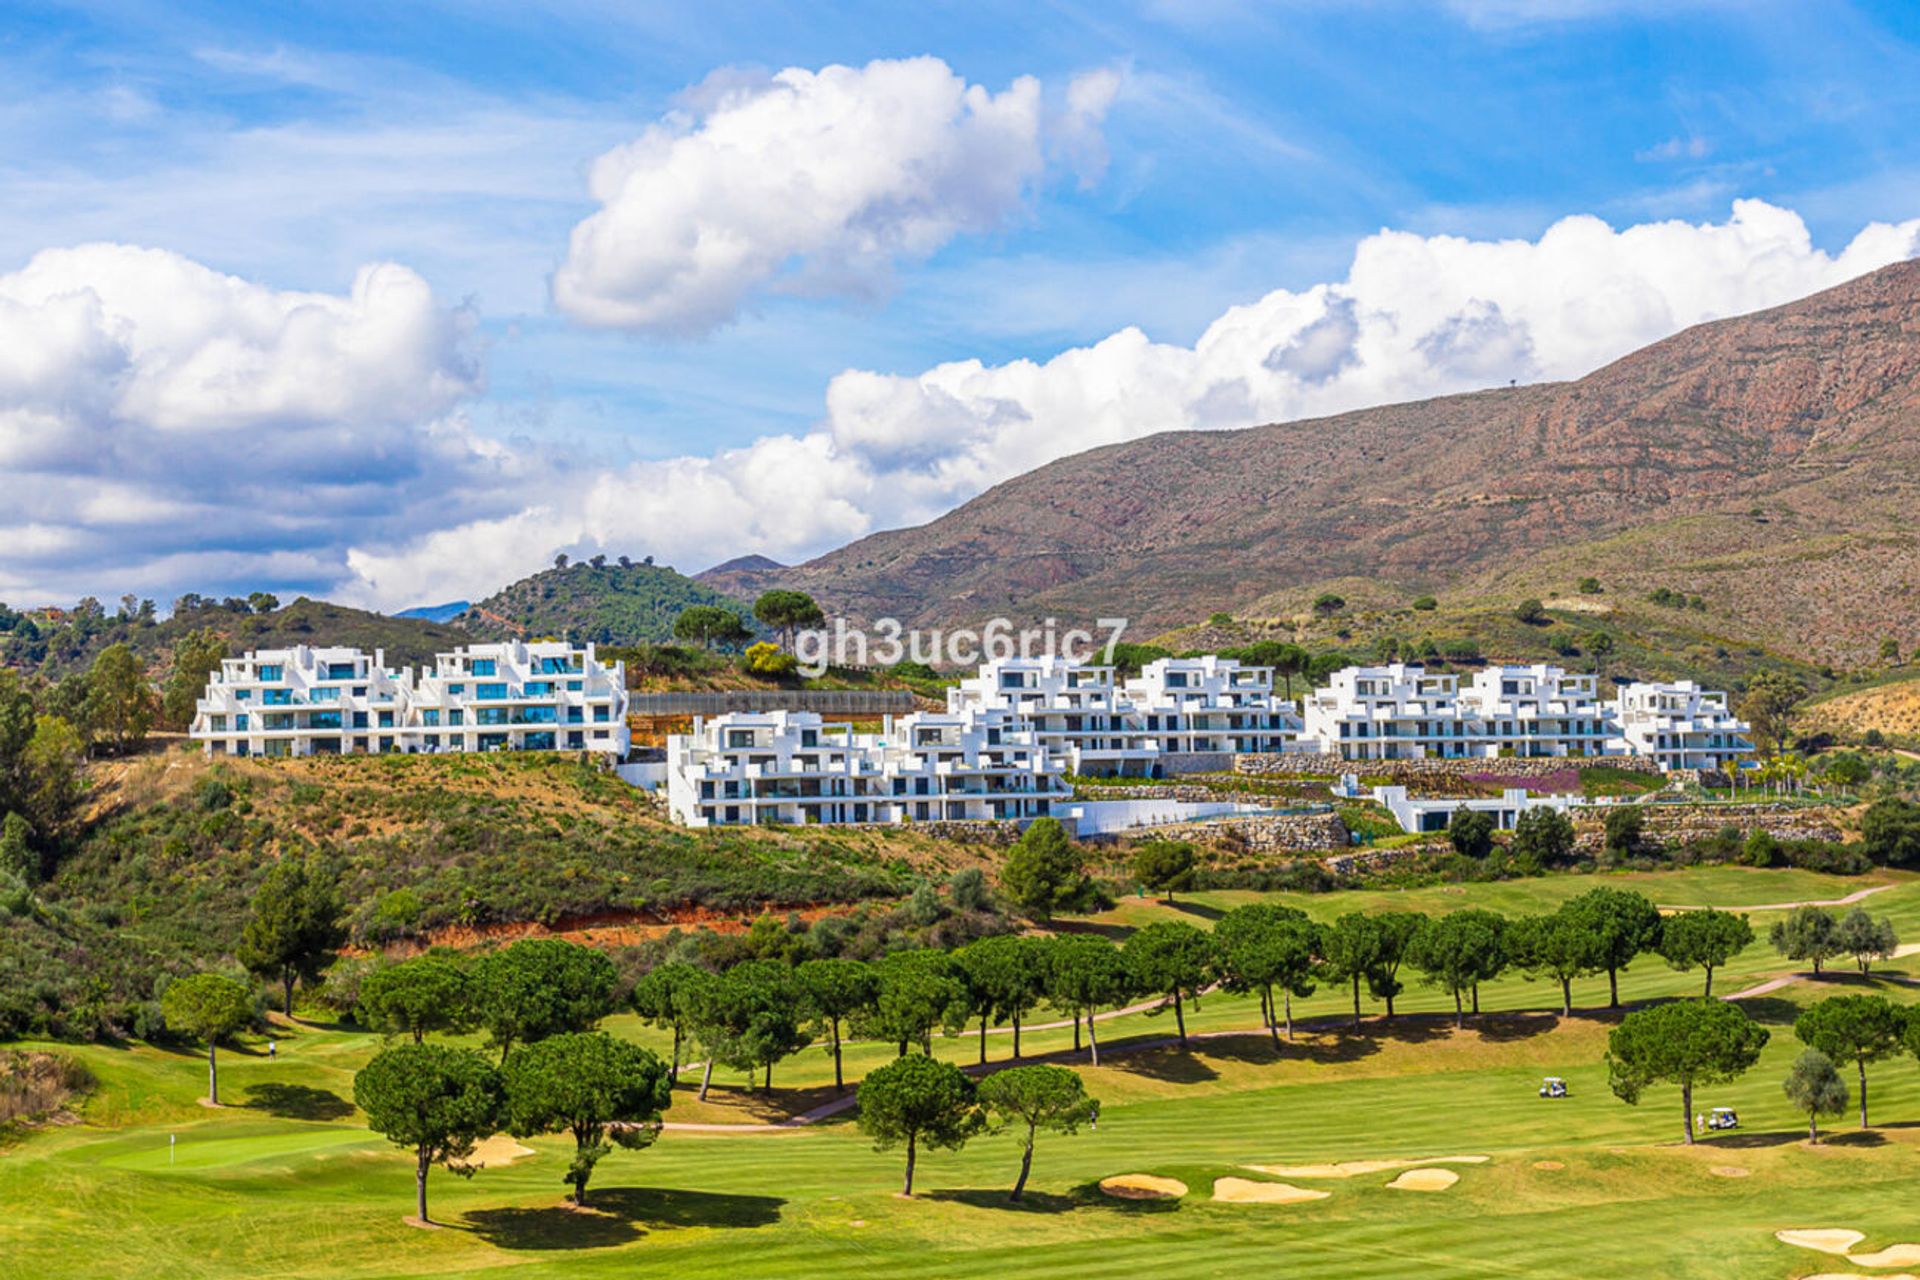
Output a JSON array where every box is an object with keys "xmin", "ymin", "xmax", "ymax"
[{"xmin": 1658, "ymin": 883, "xmax": 1894, "ymax": 913}]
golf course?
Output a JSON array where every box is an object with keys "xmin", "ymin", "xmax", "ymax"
[{"xmin": 7, "ymin": 864, "xmax": 1920, "ymax": 1280}]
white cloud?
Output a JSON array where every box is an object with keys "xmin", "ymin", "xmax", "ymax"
[
  {"xmin": 344, "ymin": 199, "xmax": 1920, "ymax": 608},
  {"xmin": 550, "ymin": 56, "xmax": 1117, "ymax": 335},
  {"xmin": 0, "ymin": 243, "xmax": 494, "ymax": 603}
]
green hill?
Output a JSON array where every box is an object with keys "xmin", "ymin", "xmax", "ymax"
[{"xmin": 459, "ymin": 558, "xmax": 756, "ymax": 645}]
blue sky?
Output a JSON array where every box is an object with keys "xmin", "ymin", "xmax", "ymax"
[{"xmin": 5, "ymin": 0, "xmax": 1920, "ymax": 607}]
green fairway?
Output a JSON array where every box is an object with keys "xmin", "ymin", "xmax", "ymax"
[{"xmin": 7, "ymin": 865, "xmax": 1920, "ymax": 1280}]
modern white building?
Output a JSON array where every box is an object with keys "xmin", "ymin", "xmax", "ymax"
[
  {"xmin": 189, "ymin": 642, "xmax": 629, "ymax": 758},
  {"xmin": 946, "ymin": 658, "xmax": 1158, "ymax": 776},
  {"xmin": 665, "ymin": 707, "xmax": 1068, "ymax": 827},
  {"xmin": 190, "ymin": 645, "xmax": 412, "ymax": 758},
  {"xmin": 1301, "ymin": 664, "xmax": 1477, "ymax": 760},
  {"xmin": 1610, "ymin": 680, "xmax": 1754, "ymax": 770},
  {"xmin": 403, "ymin": 641, "xmax": 629, "ymax": 755},
  {"xmin": 1121, "ymin": 657, "xmax": 1302, "ymax": 755},
  {"xmin": 1459, "ymin": 664, "xmax": 1613, "ymax": 758}
]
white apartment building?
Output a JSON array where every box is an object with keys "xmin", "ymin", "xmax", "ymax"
[
  {"xmin": 1611, "ymin": 680, "xmax": 1754, "ymax": 770},
  {"xmin": 190, "ymin": 646, "xmax": 412, "ymax": 758},
  {"xmin": 947, "ymin": 657, "xmax": 1159, "ymax": 776},
  {"xmin": 404, "ymin": 641, "xmax": 629, "ymax": 755},
  {"xmin": 1460, "ymin": 664, "xmax": 1613, "ymax": 758},
  {"xmin": 1301, "ymin": 664, "xmax": 1477, "ymax": 760},
  {"xmin": 189, "ymin": 641, "xmax": 629, "ymax": 758},
  {"xmin": 1122, "ymin": 657, "xmax": 1302, "ymax": 754},
  {"xmin": 666, "ymin": 708, "xmax": 1068, "ymax": 827}
]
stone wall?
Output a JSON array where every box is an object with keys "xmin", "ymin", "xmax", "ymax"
[
  {"xmin": 1571, "ymin": 803, "xmax": 1844, "ymax": 855},
  {"xmin": 1159, "ymin": 752, "xmax": 1235, "ymax": 776},
  {"xmin": 1070, "ymin": 784, "xmax": 1219, "ymax": 803},
  {"xmin": 910, "ymin": 820, "xmax": 1022, "ymax": 846},
  {"xmin": 1140, "ymin": 812, "xmax": 1351, "ymax": 855},
  {"xmin": 1325, "ymin": 844, "xmax": 1433, "ymax": 876},
  {"xmin": 1235, "ymin": 752, "xmax": 1661, "ymax": 782}
]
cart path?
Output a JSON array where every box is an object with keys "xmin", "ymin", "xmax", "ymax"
[{"xmin": 1658, "ymin": 883, "xmax": 1894, "ymax": 913}]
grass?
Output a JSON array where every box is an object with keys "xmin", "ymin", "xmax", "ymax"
[{"xmin": 6, "ymin": 865, "xmax": 1920, "ymax": 1279}]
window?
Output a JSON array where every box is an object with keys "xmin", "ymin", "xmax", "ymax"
[
  {"xmin": 235, "ymin": 689, "xmax": 252, "ymax": 703},
  {"xmin": 352, "ymin": 686, "xmax": 367, "ymax": 697},
  {"xmin": 450, "ymin": 710, "xmax": 464, "ymax": 726},
  {"xmin": 257, "ymin": 664, "xmax": 282, "ymax": 682},
  {"xmin": 264, "ymin": 713, "xmax": 295, "ymax": 730},
  {"xmin": 210, "ymin": 715, "xmax": 227, "ymax": 732},
  {"xmin": 378, "ymin": 711, "xmax": 394, "ymax": 728},
  {"xmin": 379, "ymin": 736, "xmax": 394, "ymax": 752},
  {"xmin": 470, "ymin": 658, "xmax": 497, "ymax": 676},
  {"xmin": 448, "ymin": 683, "xmax": 465, "ymax": 696},
  {"xmin": 476, "ymin": 683, "xmax": 508, "ymax": 700},
  {"xmin": 309, "ymin": 686, "xmax": 339, "ymax": 703},
  {"xmin": 593, "ymin": 705, "xmax": 610, "ymax": 722},
  {"xmin": 352, "ymin": 712, "xmax": 369, "ymax": 729},
  {"xmin": 524, "ymin": 681, "xmax": 553, "ymax": 696},
  {"xmin": 326, "ymin": 662, "xmax": 357, "ymax": 680},
  {"xmin": 567, "ymin": 680, "xmax": 583, "ymax": 692},
  {"xmin": 423, "ymin": 710, "xmax": 440, "ymax": 727},
  {"xmin": 308, "ymin": 711, "xmax": 342, "ymax": 729},
  {"xmin": 235, "ymin": 714, "xmax": 249, "ymax": 731},
  {"xmin": 262, "ymin": 688, "xmax": 293, "ymax": 706},
  {"xmin": 566, "ymin": 707, "xmax": 584, "ymax": 724}
]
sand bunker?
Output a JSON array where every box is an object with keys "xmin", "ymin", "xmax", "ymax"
[
  {"xmin": 1709, "ymin": 1165, "xmax": 1750, "ymax": 1178},
  {"xmin": 1248, "ymin": 1155, "xmax": 1488, "ymax": 1179},
  {"xmin": 1532, "ymin": 1161, "xmax": 1565, "ymax": 1171},
  {"xmin": 1853, "ymin": 1246, "xmax": 1920, "ymax": 1269},
  {"xmin": 1099, "ymin": 1174, "xmax": 1187, "ymax": 1200},
  {"xmin": 1777, "ymin": 1230, "xmax": 1867, "ymax": 1256},
  {"xmin": 1211, "ymin": 1178, "xmax": 1330, "ymax": 1205},
  {"xmin": 1387, "ymin": 1168, "xmax": 1459, "ymax": 1192},
  {"xmin": 466, "ymin": 1135, "xmax": 535, "ymax": 1168}
]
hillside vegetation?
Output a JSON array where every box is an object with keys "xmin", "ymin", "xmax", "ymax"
[{"xmin": 460, "ymin": 559, "xmax": 755, "ymax": 645}]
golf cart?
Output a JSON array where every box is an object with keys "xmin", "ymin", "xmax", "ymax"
[
  {"xmin": 1706, "ymin": 1107, "xmax": 1739, "ymax": 1131},
  {"xmin": 1539, "ymin": 1077, "xmax": 1569, "ymax": 1099}
]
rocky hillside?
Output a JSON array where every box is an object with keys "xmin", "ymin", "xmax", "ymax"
[
  {"xmin": 705, "ymin": 261, "xmax": 1920, "ymax": 667},
  {"xmin": 460, "ymin": 558, "xmax": 754, "ymax": 645}
]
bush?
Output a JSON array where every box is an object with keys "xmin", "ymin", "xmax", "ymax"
[
  {"xmin": 1411, "ymin": 596, "xmax": 1438, "ymax": 612},
  {"xmin": 1312, "ymin": 593, "xmax": 1346, "ymax": 615},
  {"xmin": 1514, "ymin": 599, "xmax": 1548, "ymax": 625},
  {"xmin": 1577, "ymin": 577, "xmax": 1602, "ymax": 594},
  {"xmin": 743, "ymin": 642, "xmax": 798, "ymax": 676}
]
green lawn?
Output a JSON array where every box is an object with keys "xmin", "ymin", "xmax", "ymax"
[{"xmin": 6, "ymin": 865, "xmax": 1920, "ymax": 1280}]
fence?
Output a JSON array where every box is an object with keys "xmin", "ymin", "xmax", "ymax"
[{"xmin": 627, "ymin": 690, "xmax": 919, "ymax": 716}]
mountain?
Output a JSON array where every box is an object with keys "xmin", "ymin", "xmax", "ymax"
[
  {"xmin": 460, "ymin": 558, "xmax": 754, "ymax": 644},
  {"xmin": 396, "ymin": 600, "xmax": 470, "ymax": 623},
  {"xmin": 700, "ymin": 261, "xmax": 1920, "ymax": 668}
]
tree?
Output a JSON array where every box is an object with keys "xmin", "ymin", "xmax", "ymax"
[
  {"xmin": 162, "ymin": 973, "xmax": 253, "ymax": 1105},
  {"xmin": 700, "ymin": 960, "xmax": 809, "ymax": 1092},
  {"xmin": 857, "ymin": 1053, "xmax": 982, "ymax": 1196},
  {"xmin": 160, "ymin": 629, "xmax": 226, "ymax": 730},
  {"xmin": 1821, "ymin": 752, "xmax": 1871, "ymax": 790},
  {"xmin": 1859, "ymin": 798, "xmax": 1920, "ymax": 868},
  {"xmin": 742, "ymin": 641, "xmax": 797, "ymax": 676},
  {"xmin": 1832, "ymin": 907, "xmax": 1899, "ymax": 976},
  {"xmin": 1514, "ymin": 598, "xmax": 1547, "ymax": 625},
  {"xmin": 1606, "ymin": 1000, "xmax": 1769, "ymax": 1144},
  {"xmin": 1312, "ymin": 593, "xmax": 1346, "ymax": 615},
  {"xmin": 1122, "ymin": 922, "xmax": 1213, "ymax": 1044},
  {"xmin": 502, "ymin": 1032, "xmax": 671, "ymax": 1206},
  {"xmin": 359, "ymin": 954, "xmax": 474, "ymax": 1043},
  {"xmin": 751, "ymin": 590, "xmax": 825, "ymax": 651},
  {"xmin": 1510, "ymin": 807, "xmax": 1574, "ymax": 868},
  {"xmin": 0, "ymin": 811, "xmax": 32, "ymax": 887},
  {"xmin": 977, "ymin": 1065, "xmax": 1096, "ymax": 1202},
  {"xmin": 1044, "ymin": 935, "xmax": 1133, "ymax": 1066},
  {"xmin": 1577, "ymin": 577, "xmax": 1602, "ymax": 594},
  {"xmin": 19, "ymin": 714, "xmax": 85, "ymax": 850},
  {"xmin": 861, "ymin": 949, "xmax": 969, "ymax": 1057},
  {"xmin": 1563, "ymin": 888, "xmax": 1660, "ymax": 1007},
  {"xmin": 794, "ymin": 958, "xmax": 878, "ymax": 1092},
  {"xmin": 954, "ymin": 936, "xmax": 1048, "ymax": 1062},
  {"xmin": 1321, "ymin": 912, "xmax": 1388, "ymax": 1028},
  {"xmin": 630, "ymin": 963, "xmax": 712, "ymax": 1086},
  {"xmin": 1770, "ymin": 905, "xmax": 1841, "ymax": 976},
  {"xmin": 81, "ymin": 643, "xmax": 155, "ymax": 756},
  {"xmin": 1655, "ymin": 910, "xmax": 1753, "ymax": 997},
  {"xmin": 1446, "ymin": 809, "xmax": 1496, "ymax": 859},
  {"xmin": 673, "ymin": 605, "xmax": 752, "ymax": 651},
  {"xmin": 1600, "ymin": 806, "xmax": 1644, "ymax": 860},
  {"xmin": 1267, "ymin": 643, "xmax": 1310, "ymax": 700},
  {"xmin": 354, "ymin": 1044, "xmax": 504, "ymax": 1224},
  {"xmin": 1739, "ymin": 671, "xmax": 1803, "ymax": 756},
  {"xmin": 1508, "ymin": 910, "xmax": 1597, "ymax": 1016},
  {"xmin": 1794, "ymin": 995, "xmax": 1906, "ymax": 1128},
  {"xmin": 237, "ymin": 860, "xmax": 347, "ymax": 1015},
  {"xmin": 246, "ymin": 591, "xmax": 280, "ymax": 615},
  {"xmin": 471, "ymin": 939, "xmax": 617, "ymax": 1063},
  {"xmin": 1131, "ymin": 840, "xmax": 1197, "ymax": 902},
  {"xmin": 1212, "ymin": 903, "xmax": 1319, "ymax": 1044},
  {"xmin": 1408, "ymin": 911, "xmax": 1506, "ymax": 1027},
  {"xmin": 1411, "ymin": 595, "xmax": 1438, "ymax": 611},
  {"xmin": 999, "ymin": 818, "xmax": 1086, "ymax": 921},
  {"xmin": 1368, "ymin": 911, "xmax": 1426, "ymax": 1019},
  {"xmin": 1782, "ymin": 1050, "xmax": 1848, "ymax": 1143}
]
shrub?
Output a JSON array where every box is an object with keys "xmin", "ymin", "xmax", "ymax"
[
  {"xmin": 743, "ymin": 642, "xmax": 798, "ymax": 676},
  {"xmin": 1411, "ymin": 596, "xmax": 1438, "ymax": 611},
  {"xmin": 1514, "ymin": 599, "xmax": 1548, "ymax": 625}
]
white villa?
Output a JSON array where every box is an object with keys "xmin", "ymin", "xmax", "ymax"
[
  {"xmin": 189, "ymin": 641, "xmax": 629, "ymax": 758},
  {"xmin": 1610, "ymin": 680, "xmax": 1755, "ymax": 770},
  {"xmin": 1122, "ymin": 657, "xmax": 1303, "ymax": 755},
  {"xmin": 946, "ymin": 657, "xmax": 1157, "ymax": 776},
  {"xmin": 665, "ymin": 707, "xmax": 1069, "ymax": 827}
]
